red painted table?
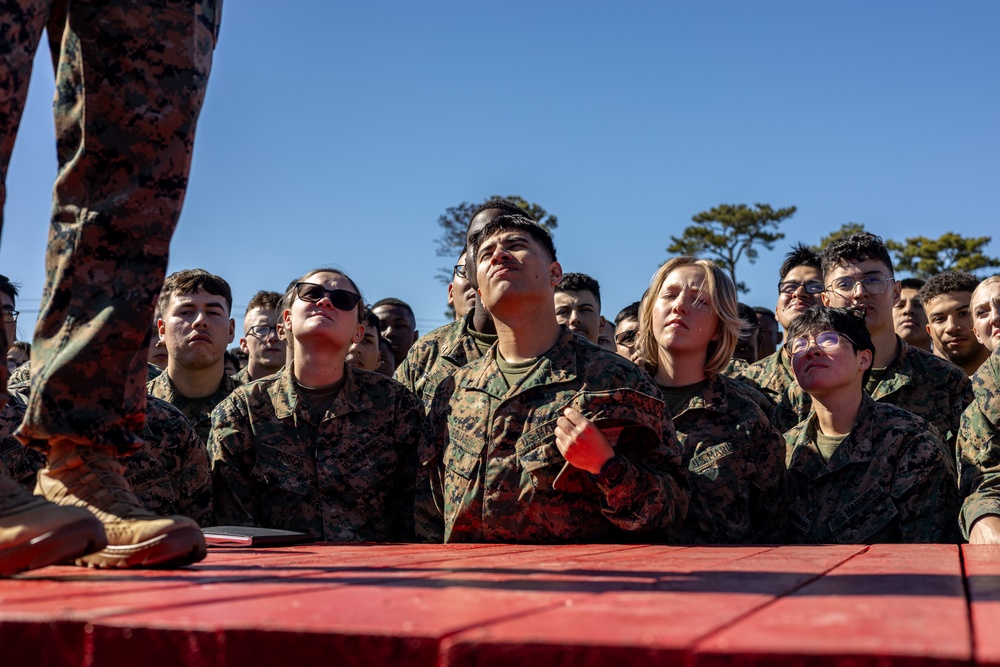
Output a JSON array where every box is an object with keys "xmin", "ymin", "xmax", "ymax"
[{"xmin": 1, "ymin": 543, "xmax": 998, "ymax": 667}]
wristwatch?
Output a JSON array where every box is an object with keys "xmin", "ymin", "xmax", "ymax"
[{"xmin": 593, "ymin": 453, "xmax": 628, "ymax": 487}]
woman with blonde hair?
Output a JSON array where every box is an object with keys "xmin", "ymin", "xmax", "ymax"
[
  {"xmin": 637, "ymin": 257, "xmax": 786, "ymax": 543},
  {"xmin": 971, "ymin": 275, "xmax": 1000, "ymax": 354}
]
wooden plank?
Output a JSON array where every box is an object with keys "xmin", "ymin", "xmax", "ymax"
[
  {"xmin": 694, "ymin": 543, "xmax": 970, "ymax": 667},
  {"xmin": 441, "ymin": 545, "xmax": 865, "ymax": 667},
  {"xmin": 962, "ymin": 544, "xmax": 1000, "ymax": 667}
]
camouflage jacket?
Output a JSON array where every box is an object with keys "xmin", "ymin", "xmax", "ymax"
[
  {"xmin": 737, "ymin": 350, "xmax": 801, "ymax": 433},
  {"xmin": 668, "ymin": 373, "xmax": 787, "ymax": 544},
  {"xmin": 148, "ymin": 370, "xmax": 242, "ymax": 446},
  {"xmin": 208, "ymin": 364, "xmax": 423, "ymax": 542},
  {"xmin": 10, "ymin": 361, "xmax": 162, "ymax": 390},
  {"xmin": 415, "ymin": 327, "xmax": 689, "ymax": 544},
  {"xmin": 394, "ymin": 312, "xmax": 496, "ymax": 411},
  {"xmin": 777, "ymin": 338, "xmax": 973, "ymax": 451},
  {"xmin": 231, "ymin": 366, "xmax": 251, "ymax": 385},
  {"xmin": 957, "ymin": 350, "xmax": 1000, "ymax": 539},
  {"xmin": 784, "ymin": 394, "xmax": 959, "ymax": 543},
  {"xmin": 0, "ymin": 389, "xmax": 211, "ymax": 526}
]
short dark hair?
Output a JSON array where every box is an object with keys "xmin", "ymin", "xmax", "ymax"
[
  {"xmin": 899, "ymin": 278, "xmax": 926, "ymax": 291},
  {"xmin": 737, "ymin": 302, "xmax": 759, "ymax": 338},
  {"xmin": 293, "ymin": 268, "xmax": 365, "ymax": 323},
  {"xmin": 361, "ymin": 308, "xmax": 384, "ymax": 346},
  {"xmin": 556, "ymin": 273, "xmax": 601, "ymax": 308},
  {"xmin": 0, "ymin": 274, "xmax": 20, "ymax": 306},
  {"xmin": 245, "ymin": 290, "xmax": 282, "ymax": 315},
  {"xmin": 159, "ymin": 269, "xmax": 233, "ymax": 315},
  {"xmin": 752, "ymin": 306, "xmax": 776, "ymax": 322},
  {"xmin": 786, "ymin": 306, "xmax": 875, "ymax": 386},
  {"xmin": 228, "ymin": 346, "xmax": 248, "ymax": 362},
  {"xmin": 224, "ymin": 349, "xmax": 241, "ymax": 367},
  {"xmin": 918, "ymin": 271, "xmax": 980, "ymax": 306},
  {"xmin": 469, "ymin": 214, "xmax": 557, "ymax": 265},
  {"xmin": 615, "ymin": 301, "xmax": 640, "ymax": 327},
  {"xmin": 779, "ymin": 243, "xmax": 822, "ymax": 281},
  {"xmin": 472, "ymin": 198, "xmax": 533, "ymax": 224},
  {"xmin": 821, "ymin": 232, "xmax": 894, "ymax": 278},
  {"xmin": 370, "ymin": 297, "xmax": 415, "ymax": 325}
]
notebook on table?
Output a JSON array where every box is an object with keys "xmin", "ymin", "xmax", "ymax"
[{"xmin": 202, "ymin": 526, "xmax": 315, "ymax": 547}]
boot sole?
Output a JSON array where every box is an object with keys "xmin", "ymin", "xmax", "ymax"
[
  {"xmin": 77, "ymin": 525, "xmax": 207, "ymax": 569},
  {"xmin": 0, "ymin": 517, "xmax": 108, "ymax": 577}
]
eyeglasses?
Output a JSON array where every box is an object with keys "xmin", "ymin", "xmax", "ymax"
[
  {"xmin": 246, "ymin": 324, "xmax": 279, "ymax": 339},
  {"xmin": 826, "ymin": 274, "xmax": 891, "ymax": 299},
  {"xmin": 778, "ymin": 281, "xmax": 825, "ymax": 295},
  {"xmin": 295, "ymin": 282, "xmax": 362, "ymax": 311},
  {"xmin": 615, "ymin": 329, "xmax": 638, "ymax": 345},
  {"xmin": 2, "ymin": 310, "xmax": 18, "ymax": 324},
  {"xmin": 453, "ymin": 264, "xmax": 468, "ymax": 279},
  {"xmin": 787, "ymin": 330, "xmax": 856, "ymax": 358}
]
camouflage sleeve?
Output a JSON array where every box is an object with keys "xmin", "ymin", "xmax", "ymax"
[
  {"xmin": 894, "ymin": 427, "xmax": 961, "ymax": 543},
  {"xmin": 392, "ymin": 353, "xmax": 414, "ymax": 394},
  {"xmin": 951, "ymin": 374, "xmax": 976, "ymax": 444},
  {"xmin": 389, "ymin": 386, "xmax": 423, "ymax": 541},
  {"xmin": 207, "ymin": 392, "xmax": 261, "ymax": 527},
  {"xmin": 413, "ymin": 376, "xmax": 453, "ymax": 542},
  {"xmin": 748, "ymin": 415, "xmax": 788, "ymax": 543},
  {"xmin": 957, "ymin": 404, "xmax": 1000, "ymax": 539},
  {"xmin": 173, "ymin": 416, "xmax": 214, "ymax": 527},
  {"xmin": 595, "ymin": 403, "xmax": 690, "ymax": 534}
]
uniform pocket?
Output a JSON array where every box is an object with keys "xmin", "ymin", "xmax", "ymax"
[
  {"xmin": 827, "ymin": 483, "xmax": 898, "ymax": 543},
  {"xmin": 251, "ymin": 444, "xmax": 312, "ymax": 496}
]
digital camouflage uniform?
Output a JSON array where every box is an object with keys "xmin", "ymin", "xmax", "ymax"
[
  {"xmin": 394, "ymin": 312, "xmax": 496, "ymax": 411},
  {"xmin": 667, "ymin": 373, "xmax": 787, "ymax": 544},
  {"xmin": 9, "ymin": 362, "xmax": 163, "ymax": 391},
  {"xmin": 0, "ymin": 0, "xmax": 221, "ymax": 452},
  {"xmin": 784, "ymin": 395, "xmax": 959, "ymax": 543},
  {"xmin": 957, "ymin": 350, "xmax": 1000, "ymax": 539},
  {"xmin": 776, "ymin": 338, "xmax": 973, "ymax": 452},
  {"xmin": 1, "ymin": 388, "xmax": 212, "ymax": 526},
  {"xmin": 208, "ymin": 365, "xmax": 423, "ymax": 542},
  {"xmin": 415, "ymin": 327, "xmax": 689, "ymax": 544},
  {"xmin": 148, "ymin": 371, "xmax": 241, "ymax": 447},
  {"xmin": 737, "ymin": 350, "xmax": 801, "ymax": 433}
]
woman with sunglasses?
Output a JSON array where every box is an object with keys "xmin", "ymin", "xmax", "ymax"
[
  {"xmin": 208, "ymin": 268, "xmax": 423, "ymax": 542},
  {"xmin": 637, "ymin": 257, "xmax": 787, "ymax": 544},
  {"xmin": 784, "ymin": 306, "xmax": 959, "ymax": 543}
]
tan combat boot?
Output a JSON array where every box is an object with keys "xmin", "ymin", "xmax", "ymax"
[
  {"xmin": 36, "ymin": 441, "xmax": 206, "ymax": 568},
  {"xmin": 0, "ymin": 468, "xmax": 107, "ymax": 576}
]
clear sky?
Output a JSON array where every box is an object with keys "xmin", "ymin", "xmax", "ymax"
[{"xmin": 2, "ymin": 2, "xmax": 997, "ymax": 341}]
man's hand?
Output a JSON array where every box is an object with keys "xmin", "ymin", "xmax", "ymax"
[
  {"xmin": 554, "ymin": 408, "xmax": 614, "ymax": 475},
  {"xmin": 969, "ymin": 515, "xmax": 1000, "ymax": 544}
]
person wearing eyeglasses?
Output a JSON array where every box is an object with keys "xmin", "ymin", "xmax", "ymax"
[
  {"xmin": 448, "ymin": 252, "xmax": 477, "ymax": 321},
  {"xmin": 148, "ymin": 269, "xmax": 240, "ymax": 448},
  {"xmin": 233, "ymin": 291, "xmax": 286, "ymax": 385},
  {"xmin": 636, "ymin": 257, "xmax": 786, "ymax": 544},
  {"xmin": 810, "ymin": 233, "xmax": 973, "ymax": 458},
  {"xmin": 738, "ymin": 243, "xmax": 825, "ymax": 432},
  {"xmin": 784, "ymin": 306, "xmax": 959, "ymax": 543},
  {"xmin": 208, "ymin": 269, "xmax": 423, "ymax": 542},
  {"xmin": 613, "ymin": 302, "xmax": 640, "ymax": 361}
]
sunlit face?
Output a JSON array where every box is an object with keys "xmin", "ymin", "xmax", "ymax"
[
  {"xmin": 971, "ymin": 281, "xmax": 1000, "ymax": 353},
  {"xmin": 285, "ymin": 272, "xmax": 364, "ymax": 353},
  {"xmin": 346, "ymin": 321, "xmax": 381, "ymax": 371},
  {"xmin": 925, "ymin": 291, "xmax": 984, "ymax": 366},
  {"xmin": 822, "ymin": 259, "xmax": 899, "ymax": 336},
  {"xmin": 775, "ymin": 265, "xmax": 824, "ymax": 329},
  {"xmin": 475, "ymin": 229, "xmax": 560, "ymax": 314},
  {"xmin": 554, "ymin": 289, "xmax": 602, "ymax": 344},
  {"xmin": 241, "ymin": 307, "xmax": 286, "ymax": 372},
  {"xmin": 790, "ymin": 328, "xmax": 871, "ymax": 396},
  {"xmin": 615, "ymin": 318, "xmax": 639, "ymax": 359},
  {"xmin": 651, "ymin": 265, "xmax": 720, "ymax": 361},
  {"xmin": 159, "ymin": 289, "xmax": 235, "ymax": 371},
  {"xmin": 893, "ymin": 287, "xmax": 930, "ymax": 347}
]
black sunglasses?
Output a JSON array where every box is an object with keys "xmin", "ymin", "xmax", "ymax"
[{"xmin": 295, "ymin": 282, "xmax": 362, "ymax": 311}]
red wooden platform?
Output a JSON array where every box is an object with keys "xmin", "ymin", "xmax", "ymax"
[{"xmin": 1, "ymin": 543, "xmax": 998, "ymax": 666}]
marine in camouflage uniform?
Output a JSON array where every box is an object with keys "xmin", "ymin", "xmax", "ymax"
[
  {"xmin": 0, "ymin": 0, "xmax": 221, "ymax": 451},
  {"xmin": 209, "ymin": 364, "xmax": 423, "ymax": 542},
  {"xmin": 148, "ymin": 371, "xmax": 241, "ymax": 448},
  {"xmin": 785, "ymin": 395, "xmax": 959, "ymax": 543},
  {"xmin": 666, "ymin": 373, "xmax": 787, "ymax": 544},
  {"xmin": 394, "ymin": 311, "xmax": 497, "ymax": 411},
  {"xmin": 415, "ymin": 327, "xmax": 689, "ymax": 544},
  {"xmin": 1, "ymin": 387, "xmax": 212, "ymax": 526},
  {"xmin": 10, "ymin": 362, "xmax": 163, "ymax": 391},
  {"xmin": 957, "ymin": 350, "xmax": 1000, "ymax": 539},
  {"xmin": 776, "ymin": 337, "xmax": 973, "ymax": 450},
  {"xmin": 737, "ymin": 350, "xmax": 802, "ymax": 433}
]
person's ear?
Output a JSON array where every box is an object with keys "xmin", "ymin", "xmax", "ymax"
[
  {"xmin": 550, "ymin": 261, "xmax": 563, "ymax": 287},
  {"xmin": 859, "ymin": 348, "xmax": 873, "ymax": 372},
  {"xmin": 227, "ymin": 318, "xmax": 236, "ymax": 344}
]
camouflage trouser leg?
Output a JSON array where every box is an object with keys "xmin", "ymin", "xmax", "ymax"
[{"xmin": 0, "ymin": 0, "xmax": 221, "ymax": 452}]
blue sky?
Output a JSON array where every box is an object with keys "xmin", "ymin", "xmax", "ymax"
[{"xmin": 2, "ymin": 2, "xmax": 997, "ymax": 340}]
